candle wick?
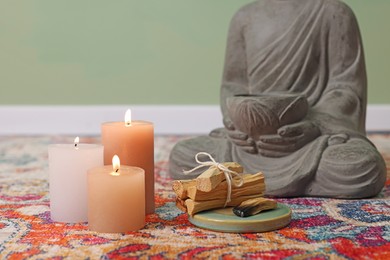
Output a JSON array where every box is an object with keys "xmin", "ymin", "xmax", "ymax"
[
  {"xmin": 74, "ymin": 143, "xmax": 77, "ymax": 147},
  {"xmin": 116, "ymin": 169, "xmax": 119, "ymax": 173}
]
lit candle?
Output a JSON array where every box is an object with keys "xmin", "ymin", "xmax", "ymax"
[
  {"xmin": 101, "ymin": 109, "xmax": 154, "ymax": 214},
  {"xmin": 48, "ymin": 137, "xmax": 103, "ymax": 222},
  {"xmin": 88, "ymin": 155, "xmax": 145, "ymax": 233}
]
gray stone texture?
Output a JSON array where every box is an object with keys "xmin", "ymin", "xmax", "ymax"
[{"xmin": 169, "ymin": 0, "xmax": 386, "ymax": 198}]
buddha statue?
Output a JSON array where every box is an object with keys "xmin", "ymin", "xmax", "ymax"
[{"xmin": 169, "ymin": 0, "xmax": 386, "ymax": 198}]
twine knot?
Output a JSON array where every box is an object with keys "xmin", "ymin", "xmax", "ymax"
[{"xmin": 183, "ymin": 152, "xmax": 244, "ymax": 207}]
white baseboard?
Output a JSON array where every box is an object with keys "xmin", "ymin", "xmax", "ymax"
[
  {"xmin": 0, "ymin": 105, "xmax": 388, "ymax": 135},
  {"xmin": 366, "ymin": 105, "xmax": 390, "ymax": 133},
  {"xmin": 0, "ymin": 105, "xmax": 223, "ymax": 135}
]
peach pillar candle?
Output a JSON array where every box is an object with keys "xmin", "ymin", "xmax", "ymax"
[
  {"xmin": 48, "ymin": 137, "xmax": 103, "ymax": 223},
  {"xmin": 88, "ymin": 155, "xmax": 145, "ymax": 233},
  {"xmin": 101, "ymin": 109, "xmax": 154, "ymax": 214}
]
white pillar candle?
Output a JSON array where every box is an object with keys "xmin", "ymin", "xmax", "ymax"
[{"xmin": 48, "ymin": 137, "xmax": 103, "ymax": 223}]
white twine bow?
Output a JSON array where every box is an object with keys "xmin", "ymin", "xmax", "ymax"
[{"xmin": 183, "ymin": 152, "xmax": 244, "ymax": 207}]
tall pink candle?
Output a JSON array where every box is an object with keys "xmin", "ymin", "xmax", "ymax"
[
  {"xmin": 88, "ymin": 155, "xmax": 145, "ymax": 233},
  {"xmin": 101, "ymin": 109, "xmax": 154, "ymax": 214}
]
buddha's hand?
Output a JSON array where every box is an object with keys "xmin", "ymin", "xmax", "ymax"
[
  {"xmin": 224, "ymin": 117, "xmax": 258, "ymax": 154},
  {"xmin": 256, "ymin": 120, "xmax": 320, "ymax": 157}
]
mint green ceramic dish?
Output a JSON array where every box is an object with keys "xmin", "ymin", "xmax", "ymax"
[{"xmin": 188, "ymin": 203, "xmax": 291, "ymax": 233}]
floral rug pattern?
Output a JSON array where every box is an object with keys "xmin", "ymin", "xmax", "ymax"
[{"xmin": 0, "ymin": 135, "xmax": 389, "ymax": 259}]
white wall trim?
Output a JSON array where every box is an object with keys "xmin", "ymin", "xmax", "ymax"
[
  {"xmin": 366, "ymin": 105, "xmax": 390, "ymax": 132},
  {"xmin": 0, "ymin": 105, "xmax": 389, "ymax": 135}
]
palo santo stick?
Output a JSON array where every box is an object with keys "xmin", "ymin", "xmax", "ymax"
[
  {"xmin": 187, "ymin": 173, "xmax": 265, "ymax": 201},
  {"xmin": 172, "ymin": 179, "xmax": 196, "ymax": 199},
  {"xmin": 196, "ymin": 162, "xmax": 243, "ymax": 192},
  {"xmin": 175, "ymin": 198, "xmax": 187, "ymax": 213},
  {"xmin": 185, "ymin": 194, "xmax": 264, "ymax": 215},
  {"xmin": 233, "ymin": 198, "xmax": 277, "ymax": 217}
]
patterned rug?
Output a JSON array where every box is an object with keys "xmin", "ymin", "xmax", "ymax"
[{"xmin": 0, "ymin": 134, "xmax": 389, "ymax": 259}]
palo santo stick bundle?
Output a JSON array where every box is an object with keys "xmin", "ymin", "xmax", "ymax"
[
  {"xmin": 184, "ymin": 173, "xmax": 265, "ymax": 215},
  {"xmin": 172, "ymin": 160, "xmax": 265, "ymax": 215}
]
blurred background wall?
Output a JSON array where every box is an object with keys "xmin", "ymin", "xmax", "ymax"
[{"xmin": 0, "ymin": 0, "xmax": 389, "ymax": 106}]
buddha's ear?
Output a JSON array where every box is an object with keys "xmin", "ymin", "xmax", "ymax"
[{"xmin": 279, "ymin": 95, "xmax": 308, "ymax": 126}]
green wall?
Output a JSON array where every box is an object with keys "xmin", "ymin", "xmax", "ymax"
[{"xmin": 0, "ymin": 0, "xmax": 389, "ymax": 105}]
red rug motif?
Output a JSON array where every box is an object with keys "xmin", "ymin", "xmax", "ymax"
[{"xmin": 0, "ymin": 135, "xmax": 389, "ymax": 259}]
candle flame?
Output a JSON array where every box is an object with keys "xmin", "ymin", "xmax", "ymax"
[
  {"xmin": 74, "ymin": 136, "xmax": 79, "ymax": 149},
  {"xmin": 111, "ymin": 155, "xmax": 120, "ymax": 176},
  {"xmin": 125, "ymin": 109, "xmax": 131, "ymax": 126}
]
